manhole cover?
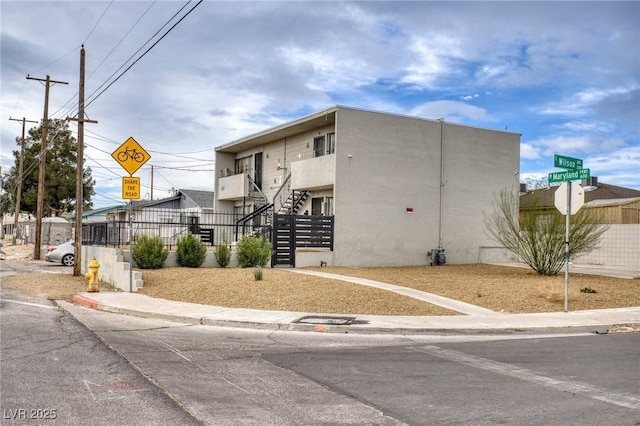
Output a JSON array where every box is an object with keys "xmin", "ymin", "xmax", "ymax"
[{"xmin": 294, "ymin": 316, "xmax": 356, "ymax": 325}]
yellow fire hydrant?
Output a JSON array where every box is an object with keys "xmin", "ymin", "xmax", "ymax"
[{"xmin": 85, "ymin": 257, "xmax": 100, "ymax": 292}]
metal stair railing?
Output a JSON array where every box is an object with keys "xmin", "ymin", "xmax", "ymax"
[
  {"xmin": 272, "ymin": 173, "xmax": 293, "ymax": 214},
  {"xmin": 247, "ymin": 174, "xmax": 268, "ymax": 208},
  {"xmin": 235, "ymin": 174, "xmax": 273, "ymax": 240}
]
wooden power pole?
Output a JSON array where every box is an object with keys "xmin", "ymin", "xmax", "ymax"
[
  {"xmin": 67, "ymin": 46, "xmax": 97, "ymax": 276},
  {"xmin": 9, "ymin": 117, "xmax": 38, "ymax": 245},
  {"xmin": 26, "ymin": 75, "xmax": 68, "ymax": 260}
]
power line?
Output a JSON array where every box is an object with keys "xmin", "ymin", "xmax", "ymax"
[
  {"xmin": 83, "ymin": 1, "xmax": 114, "ymax": 45},
  {"xmin": 86, "ymin": 1, "xmax": 157, "ymax": 82},
  {"xmin": 28, "ymin": 46, "xmax": 79, "ymax": 76},
  {"xmin": 52, "ymin": 1, "xmax": 158, "ymax": 120},
  {"xmin": 84, "ymin": 1, "xmax": 192, "ymax": 108},
  {"xmin": 85, "ymin": 0, "xmax": 203, "ymax": 109}
]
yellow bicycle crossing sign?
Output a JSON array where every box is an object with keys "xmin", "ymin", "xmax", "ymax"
[{"xmin": 111, "ymin": 136, "xmax": 150, "ymax": 175}]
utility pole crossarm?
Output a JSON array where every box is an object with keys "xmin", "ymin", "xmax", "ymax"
[{"xmin": 26, "ymin": 75, "xmax": 69, "ymax": 85}]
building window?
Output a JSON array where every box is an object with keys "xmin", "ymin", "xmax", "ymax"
[
  {"xmin": 235, "ymin": 156, "xmax": 251, "ymax": 174},
  {"xmin": 313, "ymin": 136, "xmax": 325, "ymax": 158},
  {"xmin": 323, "ymin": 196, "xmax": 334, "ymax": 216},
  {"xmin": 311, "ymin": 197, "xmax": 322, "ymax": 215},
  {"xmin": 326, "ymin": 132, "xmax": 335, "ymax": 155}
]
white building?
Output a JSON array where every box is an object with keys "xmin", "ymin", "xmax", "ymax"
[{"xmin": 215, "ymin": 106, "xmax": 520, "ymax": 267}]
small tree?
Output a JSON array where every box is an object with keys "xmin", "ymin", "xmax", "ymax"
[
  {"xmin": 236, "ymin": 235, "xmax": 271, "ymax": 268},
  {"xmin": 485, "ymin": 188, "xmax": 608, "ymax": 276},
  {"xmin": 132, "ymin": 235, "xmax": 168, "ymax": 269},
  {"xmin": 176, "ymin": 233, "xmax": 207, "ymax": 268},
  {"xmin": 215, "ymin": 240, "xmax": 231, "ymax": 268}
]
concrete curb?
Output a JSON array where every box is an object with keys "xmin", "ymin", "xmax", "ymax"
[{"xmin": 69, "ymin": 293, "xmax": 640, "ymax": 336}]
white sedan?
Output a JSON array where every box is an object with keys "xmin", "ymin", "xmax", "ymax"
[{"xmin": 45, "ymin": 241, "xmax": 75, "ymax": 266}]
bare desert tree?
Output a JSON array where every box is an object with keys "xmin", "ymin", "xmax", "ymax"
[{"xmin": 485, "ymin": 188, "xmax": 608, "ymax": 276}]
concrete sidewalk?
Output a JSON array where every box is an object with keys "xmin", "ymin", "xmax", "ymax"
[{"xmin": 70, "ymin": 266, "xmax": 640, "ymax": 335}]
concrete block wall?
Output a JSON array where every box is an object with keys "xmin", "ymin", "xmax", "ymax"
[
  {"xmin": 160, "ymin": 251, "xmax": 240, "ymax": 268},
  {"xmin": 478, "ymin": 225, "xmax": 639, "ymax": 269},
  {"xmin": 82, "ymin": 246, "xmax": 143, "ymax": 292},
  {"xmin": 573, "ymin": 225, "xmax": 639, "ymax": 268}
]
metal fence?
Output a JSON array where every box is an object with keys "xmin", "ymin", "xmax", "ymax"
[
  {"xmin": 82, "ymin": 207, "xmax": 267, "ymax": 249},
  {"xmin": 15, "ymin": 221, "xmax": 73, "ymax": 246}
]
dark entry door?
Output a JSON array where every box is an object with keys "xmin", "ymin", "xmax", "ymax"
[{"xmin": 254, "ymin": 152, "xmax": 263, "ymax": 190}]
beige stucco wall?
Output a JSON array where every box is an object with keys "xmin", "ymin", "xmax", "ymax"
[{"xmin": 332, "ymin": 108, "xmax": 520, "ymax": 266}]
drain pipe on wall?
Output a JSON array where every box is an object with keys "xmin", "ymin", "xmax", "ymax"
[
  {"xmin": 438, "ymin": 118, "xmax": 445, "ymax": 249},
  {"xmin": 428, "ymin": 118, "xmax": 446, "ymax": 266}
]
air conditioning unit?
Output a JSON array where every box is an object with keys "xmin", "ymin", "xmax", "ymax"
[{"xmin": 582, "ymin": 176, "xmax": 598, "ymax": 187}]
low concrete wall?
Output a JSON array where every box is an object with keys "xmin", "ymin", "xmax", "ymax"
[
  {"xmin": 477, "ymin": 246, "xmax": 513, "ymax": 264},
  {"xmin": 161, "ymin": 251, "xmax": 240, "ymax": 268},
  {"xmin": 573, "ymin": 225, "xmax": 639, "ymax": 268},
  {"xmin": 81, "ymin": 247, "xmax": 334, "ymax": 292},
  {"xmin": 294, "ymin": 249, "xmax": 333, "ymax": 268},
  {"xmin": 477, "ymin": 225, "xmax": 639, "ymax": 269},
  {"xmin": 82, "ymin": 246, "xmax": 143, "ymax": 292}
]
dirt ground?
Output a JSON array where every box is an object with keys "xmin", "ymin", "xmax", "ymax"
[{"xmin": 1, "ymin": 240, "xmax": 639, "ymax": 316}]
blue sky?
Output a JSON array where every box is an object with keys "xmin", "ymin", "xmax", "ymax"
[{"xmin": 1, "ymin": 1, "xmax": 638, "ymax": 208}]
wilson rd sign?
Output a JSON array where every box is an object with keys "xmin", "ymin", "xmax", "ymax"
[{"xmin": 554, "ymin": 154, "xmax": 583, "ymax": 171}]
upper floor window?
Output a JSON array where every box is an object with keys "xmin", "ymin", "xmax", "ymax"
[
  {"xmin": 313, "ymin": 136, "xmax": 325, "ymax": 158},
  {"xmin": 235, "ymin": 156, "xmax": 251, "ymax": 174},
  {"xmin": 327, "ymin": 132, "xmax": 335, "ymax": 154}
]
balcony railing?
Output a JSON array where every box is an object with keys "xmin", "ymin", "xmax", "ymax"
[
  {"xmin": 290, "ymin": 154, "xmax": 335, "ymax": 191},
  {"xmin": 217, "ymin": 173, "xmax": 247, "ymax": 200}
]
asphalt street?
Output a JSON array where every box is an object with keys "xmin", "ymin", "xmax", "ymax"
[
  {"xmin": 59, "ymin": 301, "xmax": 640, "ymax": 425},
  {"xmin": 0, "ymin": 288, "xmax": 201, "ymax": 426}
]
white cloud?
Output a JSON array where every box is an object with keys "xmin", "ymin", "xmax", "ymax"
[
  {"xmin": 539, "ymin": 85, "xmax": 638, "ymax": 116},
  {"xmin": 409, "ymin": 101, "xmax": 490, "ymax": 123},
  {"xmin": 520, "ymin": 143, "xmax": 541, "ymax": 160}
]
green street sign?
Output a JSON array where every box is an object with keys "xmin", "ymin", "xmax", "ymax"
[
  {"xmin": 549, "ymin": 168, "xmax": 590, "ymax": 184},
  {"xmin": 554, "ymin": 154, "xmax": 583, "ymax": 171}
]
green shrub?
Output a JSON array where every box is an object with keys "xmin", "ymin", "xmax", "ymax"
[
  {"xmin": 253, "ymin": 267, "xmax": 263, "ymax": 281},
  {"xmin": 132, "ymin": 235, "xmax": 168, "ymax": 269},
  {"xmin": 176, "ymin": 232, "xmax": 207, "ymax": 268},
  {"xmin": 236, "ymin": 235, "xmax": 271, "ymax": 268},
  {"xmin": 215, "ymin": 240, "xmax": 231, "ymax": 268}
]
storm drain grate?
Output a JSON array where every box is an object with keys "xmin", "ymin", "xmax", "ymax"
[{"xmin": 294, "ymin": 316, "xmax": 357, "ymax": 325}]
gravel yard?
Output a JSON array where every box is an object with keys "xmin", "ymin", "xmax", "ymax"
[{"xmin": 1, "ymin": 240, "xmax": 638, "ymax": 315}]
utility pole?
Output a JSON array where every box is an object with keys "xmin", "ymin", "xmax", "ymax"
[
  {"xmin": 67, "ymin": 46, "xmax": 97, "ymax": 276},
  {"xmin": 9, "ymin": 117, "xmax": 38, "ymax": 245},
  {"xmin": 150, "ymin": 165, "xmax": 154, "ymax": 200},
  {"xmin": 27, "ymin": 74, "xmax": 68, "ymax": 259}
]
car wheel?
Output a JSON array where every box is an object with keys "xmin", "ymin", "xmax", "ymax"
[{"xmin": 62, "ymin": 254, "xmax": 74, "ymax": 267}]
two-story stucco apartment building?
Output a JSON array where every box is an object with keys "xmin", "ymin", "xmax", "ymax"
[{"xmin": 214, "ymin": 105, "xmax": 520, "ymax": 267}]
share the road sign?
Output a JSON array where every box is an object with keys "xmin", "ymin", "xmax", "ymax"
[
  {"xmin": 112, "ymin": 137, "xmax": 150, "ymax": 176},
  {"xmin": 122, "ymin": 177, "xmax": 141, "ymax": 200}
]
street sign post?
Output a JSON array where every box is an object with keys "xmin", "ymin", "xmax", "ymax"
[
  {"xmin": 111, "ymin": 137, "xmax": 150, "ymax": 293},
  {"xmin": 549, "ymin": 154, "xmax": 587, "ymax": 314}
]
